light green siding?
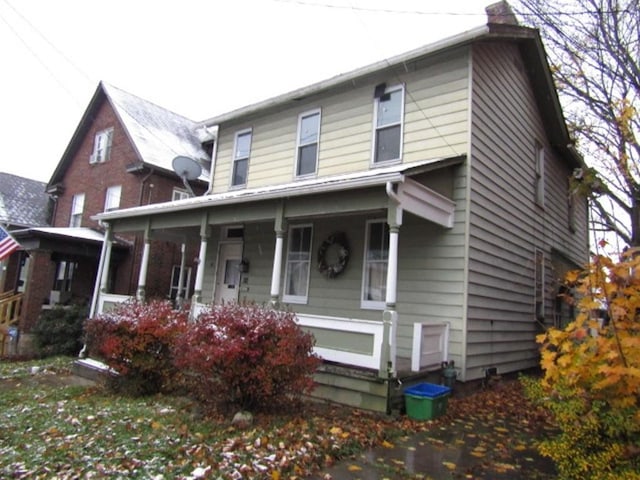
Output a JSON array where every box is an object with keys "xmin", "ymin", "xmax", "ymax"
[
  {"xmin": 465, "ymin": 42, "xmax": 589, "ymax": 380},
  {"xmin": 212, "ymin": 49, "xmax": 470, "ymax": 192}
]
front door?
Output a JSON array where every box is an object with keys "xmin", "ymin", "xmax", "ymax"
[{"xmin": 214, "ymin": 242, "xmax": 243, "ymax": 304}]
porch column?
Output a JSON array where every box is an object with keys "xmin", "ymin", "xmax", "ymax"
[
  {"xmin": 270, "ymin": 203, "xmax": 286, "ymax": 306},
  {"xmin": 89, "ymin": 224, "xmax": 113, "ymax": 319},
  {"xmin": 192, "ymin": 214, "xmax": 210, "ymax": 307},
  {"xmin": 136, "ymin": 236, "xmax": 151, "ymax": 301},
  {"xmin": 380, "ymin": 202, "xmax": 402, "ymax": 378},
  {"xmin": 176, "ymin": 243, "xmax": 187, "ymax": 308}
]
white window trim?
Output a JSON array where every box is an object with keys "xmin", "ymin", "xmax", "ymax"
[
  {"xmin": 172, "ymin": 188, "xmax": 191, "ymax": 201},
  {"xmin": 170, "ymin": 265, "xmax": 192, "ymax": 299},
  {"xmin": 534, "ymin": 248, "xmax": 545, "ymax": 320},
  {"xmin": 294, "ymin": 109, "xmax": 321, "ymax": 178},
  {"xmin": 371, "ymin": 84, "xmax": 405, "ymax": 166},
  {"xmin": 90, "ymin": 128, "xmax": 113, "ymax": 164},
  {"xmin": 104, "ymin": 185, "xmax": 122, "ymax": 212},
  {"xmin": 283, "ymin": 224, "xmax": 313, "ymax": 304},
  {"xmin": 231, "ymin": 128, "xmax": 252, "ymax": 188},
  {"xmin": 69, "ymin": 193, "xmax": 85, "ymax": 227},
  {"xmin": 361, "ymin": 219, "xmax": 388, "ymax": 310}
]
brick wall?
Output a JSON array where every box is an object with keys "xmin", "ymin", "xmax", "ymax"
[{"xmin": 20, "ymin": 250, "xmax": 55, "ymax": 332}]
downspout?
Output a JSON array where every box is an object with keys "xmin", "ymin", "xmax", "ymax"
[
  {"xmin": 128, "ymin": 167, "xmax": 155, "ymax": 294},
  {"xmin": 204, "ymin": 129, "xmax": 218, "ymax": 195},
  {"xmin": 381, "ymin": 181, "xmax": 403, "ymax": 379}
]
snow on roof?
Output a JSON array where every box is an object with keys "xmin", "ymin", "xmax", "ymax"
[
  {"xmin": 103, "ymin": 83, "xmax": 211, "ymax": 181},
  {"xmin": 0, "ymin": 172, "xmax": 50, "ymax": 228}
]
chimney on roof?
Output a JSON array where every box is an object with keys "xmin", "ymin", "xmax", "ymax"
[{"xmin": 485, "ymin": 1, "xmax": 518, "ymax": 25}]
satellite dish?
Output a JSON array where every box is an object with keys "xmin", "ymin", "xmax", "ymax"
[
  {"xmin": 172, "ymin": 156, "xmax": 202, "ymax": 197},
  {"xmin": 172, "ymin": 156, "xmax": 202, "ymax": 180}
]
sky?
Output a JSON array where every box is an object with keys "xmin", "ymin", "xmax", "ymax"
[{"xmin": 0, "ymin": 0, "xmax": 491, "ymax": 183}]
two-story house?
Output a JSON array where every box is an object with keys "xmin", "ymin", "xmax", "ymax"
[
  {"xmin": 8, "ymin": 82, "xmax": 211, "ymax": 351},
  {"xmin": 91, "ymin": 6, "xmax": 589, "ymax": 412}
]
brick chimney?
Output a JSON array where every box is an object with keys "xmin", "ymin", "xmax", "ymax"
[{"xmin": 485, "ymin": 1, "xmax": 518, "ymax": 25}]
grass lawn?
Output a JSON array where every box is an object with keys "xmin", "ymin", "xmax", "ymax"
[
  {"xmin": 0, "ymin": 357, "xmax": 555, "ymax": 479},
  {"xmin": 0, "ymin": 357, "xmax": 406, "ymax": 479}
]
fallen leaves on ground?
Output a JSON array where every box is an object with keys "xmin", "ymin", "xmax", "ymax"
[{"xmin": 0, "ymin": 359, "xmax": 556, "ymax": 480}]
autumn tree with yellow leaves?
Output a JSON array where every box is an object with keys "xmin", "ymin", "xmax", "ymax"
[{"xmin": 527, "ymin": 248, "xmax": 640, "ymax": 478}]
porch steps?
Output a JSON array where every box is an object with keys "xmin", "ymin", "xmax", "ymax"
[{"xmin": 310, "ymin": 363, "xmax": 389, "ymax": 413}]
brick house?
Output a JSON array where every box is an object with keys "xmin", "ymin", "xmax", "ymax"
[{"xmin": 8, "ymin": 82, "xmax": 211, "ymax": 349}]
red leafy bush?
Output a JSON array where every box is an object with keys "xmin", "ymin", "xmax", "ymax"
[
  {"xmin": 84, "ymin": 299, "xmax": 189, "ymax": 396},
  {"xmin": 173, "ymin": 303, "xmax": 321, "ymax": 412}
]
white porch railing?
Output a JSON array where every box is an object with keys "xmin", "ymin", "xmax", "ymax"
[
  {"xmin": 296, "ymin": 313, "xmax": 385, "ymax": 370},
  {"xmin": 97, "ymin": 293, "xmax": 133, "ymax": 315},
  {"xmin": 411, "ymin": 322, "xmax": 449, "ymax": 371}
]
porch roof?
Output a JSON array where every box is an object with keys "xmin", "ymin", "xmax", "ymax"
[
  {"xmin": 94, "ymin": 156, "xmax": 464, "ymax": 223},
  {"xmin": 12, "ymin": 227, "xmax": 130, "ymax": 248}
]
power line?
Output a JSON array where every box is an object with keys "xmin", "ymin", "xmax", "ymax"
[{"xmin": 274, "ymin": 0, "xmax": 634, "ymax": 17}]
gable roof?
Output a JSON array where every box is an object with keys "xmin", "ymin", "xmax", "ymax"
[
  {"xmin": 48, "ymin": 82, "xmax": 211, "ymax": 188},
  {"xmin": 201, "ymin": 22, "xmax": 580, "ymax": 167},
  {"xmin": 0, "ymin": 172, "xmax": 50, "ymax": 229}
]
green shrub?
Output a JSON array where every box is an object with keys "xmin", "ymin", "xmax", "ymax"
[
  {"xmin": 173, "ymin": 302, "xmax": 320, "ymax": 412},
  {"xmin": 32, "ymin": 304, "xmax": 88, "ymax": 357},
  {"xmin": 84, "ymin": 299, "xmax": 189, "ymax": 396}
]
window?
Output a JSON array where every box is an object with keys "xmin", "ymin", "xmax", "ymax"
[
  {"xmin": 169, "ymin": 265, "xmax": 192, "ymax": 301},
  {"xmin": 90, "ymin": 128, "xmax": 113, "ymax": 164},
  {"xmin": 373, "ymin": 84, "xmax": 404, "ymax": 164},
  {"xmin": 172, "ymin": 188, "xmax": 191, "ymax": 201},
  {"xmin": 283, "ymin": 225, "xmax": 313, "ymax": 303},
  {"xmin": 362, "ymin": 220, "xmax": 389, "ymax": 309},
  {"xmin": 53, "ymin": 261, "xmax": 77, "ymax": 292},
  {"xmin": 535, "ymin": 141, "xmax": 545, "ymax": 207},
  {"xmin": 296, "ymin": 110, "xmax": 320, "ymax": 177},
  {"xmin": 104, "ymin": 185, "xmax": 121, "ymax": 211},
  {"xmin": 535, "ymin": 249, "xmax": 545, "ymax": 321},
  {"xmin": 69, "ymin": 193, "xmax": 85, "ymax": 227},
  {"xmin": 232, "ymin": 129, "xmax": 252, "ymax": 187}
]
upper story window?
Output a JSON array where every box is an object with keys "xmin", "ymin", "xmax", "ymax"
[
  {"xmin": 172, "ymin": 188, "xmax": 191, "ymax": 201},
  {"xmin": 283, "ymin": 225, "xmax": 313, "ymax": 304},
  {"xmin": 90, "ymin": 128, "xmax": 113, "ymax": 164},
  {"xmin": 296, "ymin": 109, "xmax": 321, "ymax": 177},
  {"xmin": 69, "ymin": 193, "xmax": 85, "ymax": 227},
  {"xmin": 361, "ymin": 219, "xmax": 389, "ymax": 309},
  {"xmin": 232, "ymin": 129, "xmax": 252, "ymax": 187},
  {"xmin": 104, "ymin": 185, "xmax": 122, "ymax": 212},
  {"xmin": 373, "ymin": 84, "xmax": 404, "ymax": 164},
  {"xmin": 535, "ymin": 141, "xmax": 545, "ymax": 208}
]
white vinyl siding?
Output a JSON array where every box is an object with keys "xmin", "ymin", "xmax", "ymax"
[
  {"xmin": 283, "ymin": 225, "xmax": 313, "ymax": 303},
  {"xmin": 69, "ymin": 193, "xmax": 85, "ymax": 227},
  {"xmin": 295, "ymin": 110, "xmax": 321, "ymax": 177},
  {"xmin": 232, "ymin": 129, "xmax": 252, "ymax": 187},
  {"xmin": 104, "ymin": 185, "xmax": 121, "ymax": 212},
  {"xmin": 361, "ymin": 220, "xmax": 389, "ymax": 309},
  {"xmin": 372, "ymin": 85, "xmax": 404, "ymax": 164},
  {"xmin": 90, "ymin": 128, "xmax": 113, "ymax": 164}
]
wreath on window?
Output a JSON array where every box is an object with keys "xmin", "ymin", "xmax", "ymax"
[{"xmin": 317, "ymin": 232, "xmax": 350, "ymax": 278}]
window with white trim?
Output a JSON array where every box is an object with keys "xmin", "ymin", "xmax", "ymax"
[
  {"xmin": 172, "ymin": 188, "xmax": 191, "ymax": 201},
  {"xmin": 69, "ymin": 193, "xmax": 85, "ymax": 227},
  {"xmin": 535, "ymin": 141, "xmax": 545, "ymax": 207},
  {"xmin": 53, "ymin": 260, "xmax": 77, "ymax": 292},
  {"xmin": 90, "ymin": 128, "xmax": 113, "ymax": 164},
  {"xmin": 104, "ymin": 185, "xmax": 121, "ymax": 212},
  {"xmin": 295, "ymin": 110, "xmax": 320, "ymax": 177},
  {"xmin": 361, "ymin": 220, "xmax": 389, "ymax": 309},
  {"xmin": 373, "ymin": 84, "xmax": 404, "ymax": 164},
  {"xmin": 232, "ymin": 129, "xmax": 252, "ymax": 187},
  {"xmin": 283, "ymin": 225, "xmax": 313, "ymax": 303}
]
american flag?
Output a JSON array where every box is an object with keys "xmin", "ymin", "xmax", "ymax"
[{"xmin": 0, "ymin": 225, "xmax": 21, "ymax": 261}]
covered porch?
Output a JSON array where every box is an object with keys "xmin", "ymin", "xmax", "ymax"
[{"xmin": 93, "ymin": 158, "xmax": 463, "ymax": 411}]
